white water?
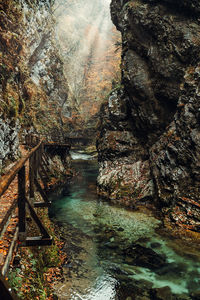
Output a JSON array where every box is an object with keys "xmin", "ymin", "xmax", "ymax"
[{"xmin": 70, "ymin": 151, "xmax": 96, "ymax": 160}]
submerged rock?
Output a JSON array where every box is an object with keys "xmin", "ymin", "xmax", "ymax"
[
  {"xmin": 190, "ymin": 291, "xmax": 200, "ymax": 300},
  {"xmin": 150, "ymin": 243, "xmax": 161, "ymax": 249},
  {"xmin": 123, "ymin": 244, "xmax": 167, "ymax": 271},
  {"xmin": 152, "ymin": 286, "xmax": 173, "ymax": 300}
]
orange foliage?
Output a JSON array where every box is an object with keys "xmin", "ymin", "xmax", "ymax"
[{"xmin": 76, "ymin": 27, "xmax": 121, "ymax": 122}]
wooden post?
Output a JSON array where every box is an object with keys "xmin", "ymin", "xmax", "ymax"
[
  {"xmin": 41, "ymin": 142, "xmax": 44, "ymax": 166},
  {"xmin": 39, "ymin": 145, "xmax": 42, "ymax": 170},
  {"xmin": 18, "ymin": 166, "xmax": 26, "ymax": 241},
  {"xmin": 34, "ymin": 177, "xmax": 49, "ymax": 204},
  {"xmin": 34, "ymin": 151, "xmax": 38, "ymax": 178},
  {"xmin": 26, "ymin": 198, "xmax": 50, "ymax": 238},
  {"xmin": 38, "ymin": 169, "xmax": 48, "ymax": 190},
  {"xmin": 0, "ymin": 275, "xmax": 19, "ymax": 300},
  {"xmin": 29, "ymin": 155, "xmax": 34, "ymax": 199}
]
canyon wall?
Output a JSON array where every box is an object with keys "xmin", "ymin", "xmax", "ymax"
[
  {"xmin": 97, "ymin": 0, "xmax": 200, "ymax": 229},
  {"xmin": 0, "ymin": 0, "xmax": 68, "ymax": 172}
]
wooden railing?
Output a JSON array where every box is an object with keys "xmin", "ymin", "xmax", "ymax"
[
  {"xmin": 0, "ymin": 138, "xmax": 57, "ymax": 299},
  {"xmin": 0, "ymin": 136, "xmax": 73, "ymax": 298},
  {"xmin": 0, "ymin": 139, "xmax": 52, "ymax": 249}
]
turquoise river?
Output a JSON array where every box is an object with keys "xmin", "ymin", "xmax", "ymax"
[{"xmin": 49, "ymin": 152, "xmax": 200, "ymax": 300}]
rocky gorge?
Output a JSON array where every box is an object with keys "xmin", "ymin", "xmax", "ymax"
[
  {"xmin": 97, "ymin": 0, "xmax": 200, "ymax": 231},
  {"xmin": 0, "ymin": 0, "xmax": 200, "ymax": 233},
  {"xmin": 0, "ymin": 0, "xmax": 120, "ymax": 172},
  {"xmin": 0, "ymin": 0, "xmax": 200, "ymax": 298},
  {"xmin": 0, "ymin": 0, "xmax": 70, "ymax": 174}
]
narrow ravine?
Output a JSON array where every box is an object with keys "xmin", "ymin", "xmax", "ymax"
[
  {"xmin": 49, "ymin": 153, "xmax": 200, "ymax": 300},
  {"xmin": 1, "ymin": 0, "xmax": 200, "ymax": 299}
]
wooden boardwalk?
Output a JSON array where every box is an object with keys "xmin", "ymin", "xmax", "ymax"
[{"xmin": 0, "ymin": 138, "xmax": 71, "ymax": 298}]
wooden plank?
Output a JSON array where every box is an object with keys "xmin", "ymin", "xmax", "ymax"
[
  {"xmin": 33, "ymin": 152, "xmax": 37, "ymax": 178},
  {"xmin": 23, "ymin": 236, "xmax": 53, "ymax": 247},
  {"xmin": 18, "ymin": 166, "xmax": 26, "ymax": 242},
  {"xmin": 40, "ymin": 162, "xmax": 49, "ymax": 181},
  {"xmin": 2, "ymin": 228, "xmax": 19, "ymax": 276},
  {"xmin": 0, "ymin": 140, "xmax": 43, "ymax": 197},
  {"xmin": 34, "ymin": 177, "xmax": 49, "ymax": 203},
  {"xmin": 0, "ymin": 199, "xmax": 17, "ymax": 238},
  {"xmin": 38, "ymin": 170, "xmax": 48, "ymax": 190},
  {"xmin": 0, "ymin": 275, "xmax": 19, "ymax": 299},
  {"xmin": 42, "ymin": 153, "xmax": 49, "ymax": 166},
  {"xmin": 44, "ymin": 143, "xmax": 71, "ymax": 148},
  {"xmin": 34, "ymin": 202, "xmax": 51, "ymax": 208},
  {"xmin": 25, "ymin": 198, "xmax": 50, "ymax": 238},
  {"xmin": 41, "ymin": 156, "xmax": 49, "ymax": 169}
]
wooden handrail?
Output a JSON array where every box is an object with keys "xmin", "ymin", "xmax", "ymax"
[
  {"xmin": 0, "ymin": 136, "xmax": 53, "ymax": 299},
  {"xmin": 0, "ymin": 136, "xmax": 73, "ymax": 300},
  {"xmin": 0, "ymin": 140, "xmax": 43, "ymax": 198}
]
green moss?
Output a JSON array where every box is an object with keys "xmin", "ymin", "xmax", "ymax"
[
  {"xmin": 8, "ymin": 268, "xmax": 24, "ymax": 299},
  {"xmin": 8, "ymin": 96, "xmax": 18, "ymax": 118}
]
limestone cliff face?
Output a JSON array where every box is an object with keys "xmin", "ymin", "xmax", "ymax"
[
  {"xmin": 97, "ymin": 0, "xmax": 200, "ymax": 229},
  {"xmin": 0, "ymin": 0, "xmax": 68, "ymax": 172}
]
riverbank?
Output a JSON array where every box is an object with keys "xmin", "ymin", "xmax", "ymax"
[
  {"xmin": 4, "ymin": 144, "xmax": 72, "ymax": 299},
  {"xmin": 8, "ymin": 206, "xmax": 67, "ymax": 299},
  {"xmin": 49, "ymin": 156, "xmax": 200, "ymax": 300},
  {"xmin": 5, "ymin": 156, "xmax": 71, "ymax": 300},
  {"xmin": 7, "ymin": 149, "xmax": 200, "ymax": 299}
]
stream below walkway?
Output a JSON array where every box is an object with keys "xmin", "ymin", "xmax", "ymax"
[{"xmin": 49, "ymin": 152, "xmax": 200, "ymax": 300}]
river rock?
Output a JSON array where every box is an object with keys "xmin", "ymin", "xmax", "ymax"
[
  {"xmin": 117, "ymin": 227, "xmax": 124, "ymax": 232},
  {"xmin": 116, "ymin": 280, "xmax": 152, "ymax": 300},
  {"xmin": 123, "ymin": 244, "xmax": 166, "ymax": 271},
  {"xmin": 150, "ymin": 243, "xmax": 161, "ymax": 249},
  {"xmin": 152, "ymin": 286, "xmax": 173, "ymax": 300},
  {"xmin": 190, "ymin": 291, "xmax": 200, "ymax": 300},
  {"xmin": 176, "ymin": 296, "xmax": 191, "ymax": 300},
  {"xmin": 155, "ymin": 262, "xmax": 187, "ymax": 277}
]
